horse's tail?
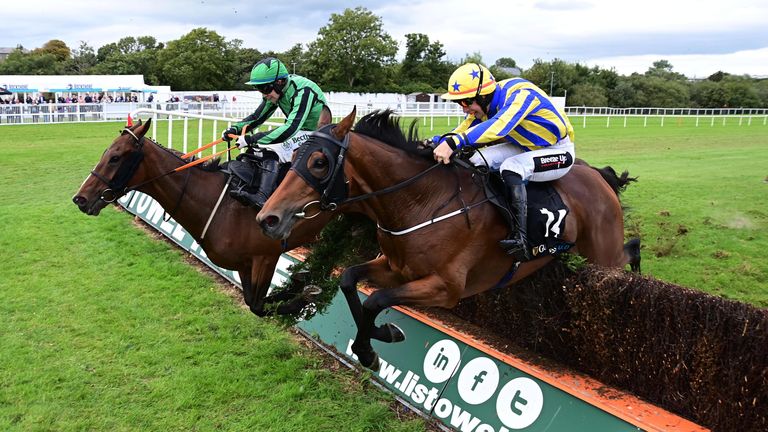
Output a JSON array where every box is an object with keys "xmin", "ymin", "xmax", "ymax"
[
  {"xmin": 623, "ymin": 237, "xmax": 642, "ymax": 273},
  {"xmin": 582, "ymin": 161, "xmax": 637, "ymax": 197}
]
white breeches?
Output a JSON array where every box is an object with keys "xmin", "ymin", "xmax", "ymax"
[
  {"xmin": 254, "ymin": 130, "xmax": 311, "ymax": 163},
  {"xmin": 468, "ymin": 136, "xmax": 575, "ymax": 182}
]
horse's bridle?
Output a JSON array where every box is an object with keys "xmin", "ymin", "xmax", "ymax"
[
  {"xmin": 90, "ymin": 128, "xmax": 192, "ymax": 220},
  {"xmin": 290, "ymin": 125, "xmax": 350, "ymax": 217},
  {"xmin": 90, "ymin": 128, "xmax": 146, "ymax": 203},
  {"xmin": 290, "ymin": 124, "xmax": 445, "ymax": 219}
]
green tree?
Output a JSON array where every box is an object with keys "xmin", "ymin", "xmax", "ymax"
[
  {"xmin": 156, "ymin": 28, "xmax": 239, "ymax": 91},
  {"xmin": 66, "ymin": 41, "xmax": 98, "ymax": 74},
  {"xmin": 461, "ymin": 52, "xmax": 484, "ymax": 65},
  {"xmin": 707, "ymin": 71, "xmax": 727, "ymax": 82},
  {"xmin": 229, "ymin": 46, "xmax": 263, "ymax": 90},
  {"xmin": 279, "ymin": 44, "xmax": 305, "ymax": 75},
  {"xmin": 568, "ymin": 83, "xmax": 608, "ymax": 107},
  {"xmin": 645, "ymin": 59, "xmax": 687, "ymax": 81},
  {"xmin": 489, "ymin": 57, "xmax": 520, "ymax": 81},
  {"xmin": 494, "ymin": 57, "xmax": 517, "ymax": 68},
  {"xmin": 33, "ymin": 39, "xmax": 71, "ymax": 62},
  {"xmin": 628, "ymin": 74, "xmax": 690, "ymax": 107},
  {"xmin": 610, "ymin": 78, "xmax": 639, "ymax": 107},
  {"xmin": 399, "ymin": 33, "xmax": 451, "ymax": 92},
  {"xmin": 0, "ymin": 47, "xmax": 64, "ymax": 75},
  {"xmin": 754, "ymin": 79, "xmax": 768, "ymax": 107},
  {"xmin": 523, "ymin": 59, "xmax": 576, "ymax": 97},
  {"xmin": 303, "ymin": 7, "xmax": 398, "ymax": 91},
  {"xmin": 93, "ymin": 36, "xmax": 163, "ymax": 84},
  {"xmin": 690, "ymin": 80, "xmax": 727, "ymax": 107},
  {"xmin": 721, "ymin": 76, "xmax": 761, "ymax": 107}
]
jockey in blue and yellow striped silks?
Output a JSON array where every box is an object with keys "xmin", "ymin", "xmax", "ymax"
[
  {"xmin": 450, "ymin": 77, "xmax": 574, "ymax": 151},
  {"xmin": 434, "ymin": 63, "xmax": 577, "ymax": 260}
]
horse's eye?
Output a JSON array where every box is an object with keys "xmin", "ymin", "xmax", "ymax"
[
  {"xmin": 313, "ymin": 158, "xmax": 327, "ymax": 168},
  {"xmin": 109, "ymin": 155, "xmax": 120, "ymax": 164}
]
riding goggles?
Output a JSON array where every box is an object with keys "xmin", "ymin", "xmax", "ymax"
[
  {"xmin": 255, "ymin": 83, "xmax": 275, "ymax": 94},
  {"xmin": 456, "ymin": 98, "xmax": 475, "ymax": 108}
]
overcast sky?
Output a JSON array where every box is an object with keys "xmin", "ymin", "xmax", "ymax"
[{"xmin": 4, "ymin": 0, "xmax": 767, "ymax": 78}]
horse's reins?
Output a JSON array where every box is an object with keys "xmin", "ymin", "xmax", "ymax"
[
  {"xmin": 120, "ymin": 124, "xmax": 247, "ymax": 194},
  {"xmin": 91, "ymin": 127, "xmax": 238, "ymax": 232},
  {"xmin": 292, "ymin": 129, "xmax": 491, "ymax": 235},
  {"xmin": 373, "ymin": 156, "xmax": 488, "ymax": 235}
]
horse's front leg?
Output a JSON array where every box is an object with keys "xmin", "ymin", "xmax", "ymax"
[
  {"xmin": 340, "ymin": 256, "xmax": 406, "ymax": 368},
  {"xmin": 241, "ymin": 256, "xmax": 280, "ymax": 317},
  {"xmin": 353, "ymin": 271, "xmax": 459, "ymax": 370}
]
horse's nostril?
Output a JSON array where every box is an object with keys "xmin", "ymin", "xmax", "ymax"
[
  {"xmin": 261, "ymin": 215, "xmax": 279, "ymax": 229},
  {"xmin": 72, "ymin": 196, "xmax": 85, "ymax": 206}
]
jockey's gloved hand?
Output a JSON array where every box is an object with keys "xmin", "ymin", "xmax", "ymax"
[
  {"xmin": 237, "ymin": 131, "xmax": 268, "ymax": 149},
  {"xmin": 422, "ymin": 136, "xmax": 441, "ymax": 149},
  {"xmin": 442, "ymin": 136, "xmax": 458, "ymax": 151},
  {"xmin": 221, "ymin": 126, "xmax": 238, "ymax": 142},
  {"xmin": 237, "ymin": 134, "xmax": 249, "ymax": 149}
]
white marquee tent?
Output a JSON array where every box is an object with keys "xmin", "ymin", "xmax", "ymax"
[{"xmin": 0, "ymin": 75, "xmax": 168, "ymax": 98}]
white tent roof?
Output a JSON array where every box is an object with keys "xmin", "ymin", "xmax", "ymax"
[{"xmin": 0, "ymin": 75, "xmax": 152, "ymax": 93}]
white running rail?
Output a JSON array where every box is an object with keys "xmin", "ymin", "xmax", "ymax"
[{"xmin": 129, "ymin": 108, "xmax": 283, "ymax": 156}]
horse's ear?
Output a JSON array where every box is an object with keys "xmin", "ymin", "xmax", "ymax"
[
  {"xmin": 332, "ymin": 106, "xmax": 356, "ymax": 140},
  {"xmin": 134, "ymin": 117, "xmax": 152, "ymax": 137}
]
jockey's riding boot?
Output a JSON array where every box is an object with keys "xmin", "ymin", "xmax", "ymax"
[
  {"xmin": 499, "ymin": 171, "xmax": 530, "ymax": 261},
  {"xmin": 252, "ymin": 158, "xmax": 282, "ymax": 208}
]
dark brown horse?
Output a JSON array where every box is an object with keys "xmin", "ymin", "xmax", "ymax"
[
  {"xmin": 256, "ymin": 108, "xmax": 640, "ymax": 369},
  {"xmin": 72, "ymin": 118, "xmax": 334, "ymax": 315}
]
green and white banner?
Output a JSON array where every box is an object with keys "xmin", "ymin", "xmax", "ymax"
[
  {"xmin": 117, "ymin": 191, "xmax": 299, "ymax": 289},
  {"xmin": 299, "ymin": 294, "xmax": 639, "ymax": 432}
]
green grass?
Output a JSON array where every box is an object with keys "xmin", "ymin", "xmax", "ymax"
[
  {"xmin": 0, "ymin": 122, "xmax": 427, "ymax": 431},
  {"xmin": 568, "ymin": 120, "xmax": 768, "ymax": 304}
]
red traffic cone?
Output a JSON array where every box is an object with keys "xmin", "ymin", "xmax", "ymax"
[{"xmin": 126, "ymin": 114, "xmax": 134, "ymax": 127}]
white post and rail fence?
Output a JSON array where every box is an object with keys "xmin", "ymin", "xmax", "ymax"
[{"xmin": 1, "ymin": 100, "xmax": 766, "ymax": 129}]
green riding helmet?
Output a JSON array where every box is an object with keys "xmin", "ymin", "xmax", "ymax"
[{"xmin": 246, "ymin": 57, "xmax": 289, "ymax": 85}]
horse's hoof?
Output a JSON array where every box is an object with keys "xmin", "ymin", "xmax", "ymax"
[
  {"xmin": 250, "ymin": 306, "xmax": 268, "ymax": 317},
  {"xmin": 360, "ymin": 352, "xmax": 380, "ymax": 371},
  {"xmin": 291, "ymin": 270, "xmax": 310, "ymax": 284},
  {"xmin": 383, "ymin": 323, "xmax": 405, "ymax": 343},
  {"xmin": 301, "ymin": 284, "xmax": 323, "ymax": 302}
]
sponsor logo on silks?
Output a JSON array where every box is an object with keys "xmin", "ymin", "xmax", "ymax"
[
  {"xmin": 533, "ymin": 152, "xmax": 573, "ymax": 172},
  {"xmin": 531, "ymin": 244, "xmax": 548, "ymax": 257},
  {"xmin": 531, "ymin": 242, "xmax": 572, "ymax": 257},
  {"xmin": 286, "ymin": 132, "xmax": 311, "ymax": 149},
  {"xmin": 347, "ymin": 338, "xmax": 544, "ymax": 431}
]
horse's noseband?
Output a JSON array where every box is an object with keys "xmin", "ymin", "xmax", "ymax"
[{"xmin": 290, "ymin": 124, "xmax": 350, "ymax": 210}]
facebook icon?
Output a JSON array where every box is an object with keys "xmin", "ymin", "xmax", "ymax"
[{"xmin": 457, "ymin": 357, "xmax": 500, "ymax": 405}]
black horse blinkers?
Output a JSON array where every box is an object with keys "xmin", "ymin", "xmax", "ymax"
[
  {"xmin": 90, "ymin": 128, "xmax": 145, "ymax": 203},
  {"xmin": 290, "ymin": 124, "xmax": 350, "ymax": 210}
]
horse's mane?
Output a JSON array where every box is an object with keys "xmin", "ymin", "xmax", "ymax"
[
  {"xmin": 144, "ymin": 135, "xmax": 223, "ymax": 172},
  {"xmin": 353, "ymin": 110, "xmax": 434, "ymax": 159}
]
